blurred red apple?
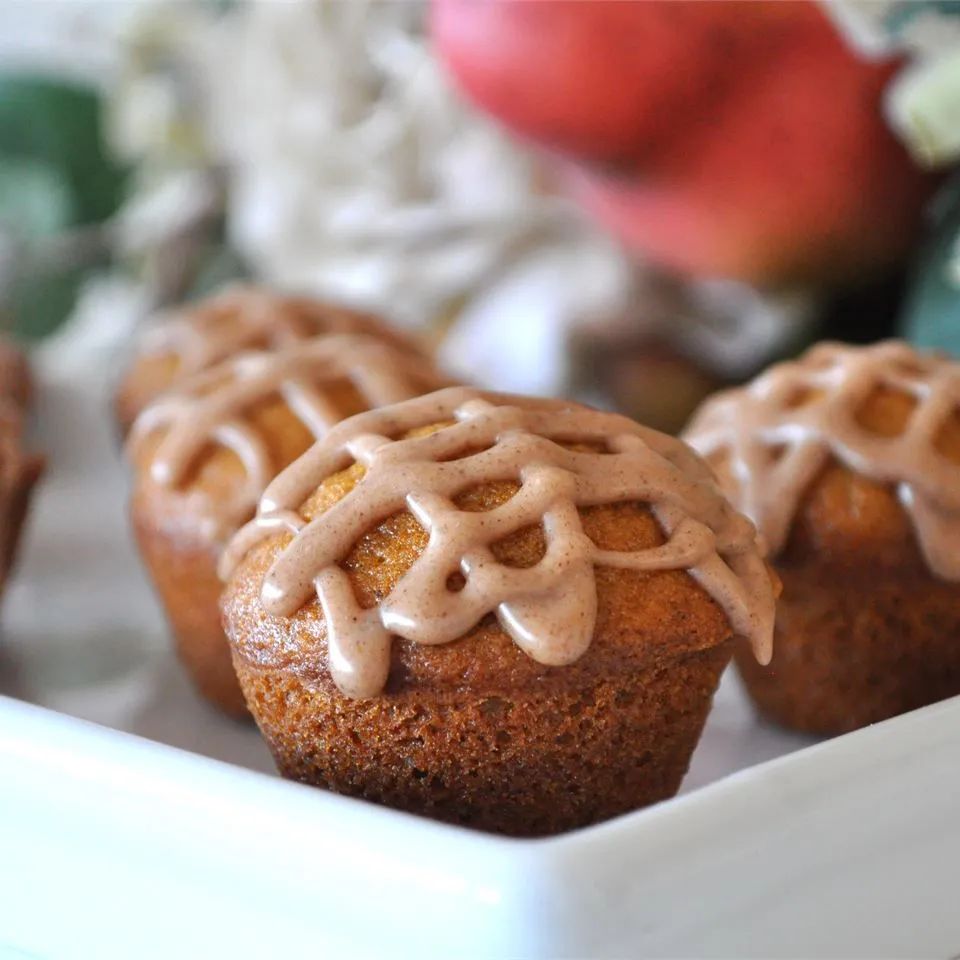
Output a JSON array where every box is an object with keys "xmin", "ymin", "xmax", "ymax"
[{"xmin": 432, "ymin": 0, "xmax": 939, "ymax": 288}]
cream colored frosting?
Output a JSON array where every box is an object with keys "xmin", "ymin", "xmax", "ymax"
[
  {"xmin": 221, "ymin": 387, "xmax": 775, "ymax": 699},
  {"xmin": 127, "ymin": 334, "xmax": 447, "ymax": 536},
  {"xmin": 138, "ymin": 283, "xmax": 415, "ymax": 376},
  {"xmin": 684, "ymin": 340, "xmax": 960, "ymax": 579}
]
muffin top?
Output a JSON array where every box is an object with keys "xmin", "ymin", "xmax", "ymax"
[
  {"xmin": 115, "ymin": 284, "xmax": 421, "ymax": 431},
  {"xmin": 221, "ymin": 387, "xmax": 775, "ymax": 698},
  {"xmin": 684, "ymin": 340, "xmax": 960, "ymax": 578},
  {"xmin": 135, "ymin": 283, "xmax": 419, "ymax": 374},
  {"xmin": 127, "ymin": 334, "xmax": 448, "ymax": 539}
]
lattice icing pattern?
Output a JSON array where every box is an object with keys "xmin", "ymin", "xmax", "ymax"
[
  {"xmin": 221, "ymin": 387, "xmax": 776, "ymax": 699},
  {"xmin": 127, "ymin": 334, "xmax": 448, "ymax": 534},
  {"xmin": 137, "ymin": 283, "xmax": 415, "ymax": 378},
  {"xmin": 684, "ymin": 340, "xmax": 960, "ymax": 579}
]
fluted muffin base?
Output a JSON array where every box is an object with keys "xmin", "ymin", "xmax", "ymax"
[
  {"xmin": 131, "ymin": 509, "xmax": 248, "ymax": 718},
  {"xmin": 233, "ymin": 639, "xmax": 733, "ymax": 837},
  {"xmin": 737, "ymin": 561, "xmax": 960, "ymax": 735}
]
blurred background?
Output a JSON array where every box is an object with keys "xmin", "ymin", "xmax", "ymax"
[{"xmin": 2, "ymin": 0, "xmax": 959, "ymax": 431}]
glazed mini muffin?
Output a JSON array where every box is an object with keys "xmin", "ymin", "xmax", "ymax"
[
  {"xmin": 0, "ymin": 338, "xmax": 42, "ymax": 598},
  {"xmin": 115, "ymin": 284, "xmax": 422, "ymax": 434},
  {"xmin": 127, "ymin": 334, "xmax": 448, "ymax": 716},
  {"xmin": 685, "ymin": 340, "xmax": 960, "ymax": 735},
  {"xmin": 220, "ymin": 387, "xmax": 775, "ymax": 835}
]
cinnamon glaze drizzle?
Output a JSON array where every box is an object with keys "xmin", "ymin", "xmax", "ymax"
[
  {"xmin": 138, "ymin": 284, "xmax": 416, "ymax": 377},
  {"xmin": 221, "ymin": 388, "xmax": 775, "ymax": 699},
  {"xmin": 684, "ymin": 341, "xmax": 960, "ymax": 579},
  {"xmin": 128, "ymin": 335, "xmax": 447, "ymax": 534}
]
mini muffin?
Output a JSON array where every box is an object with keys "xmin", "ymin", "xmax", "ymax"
[
  {"xmin": 220, "ymin": 387, "xmax": 775, "ymax": 835},
  {"xmin": 115, "ymin": 284, "xmax": 423, "ymax": 434},
  {"xmin": 127, "ymin": 334, "xmax": 448, "ymax": 716},
  {"xmin": 0, "ymin": 339, "xmax": 42, "ymax": 597},
  {"xmin": 685, "ymin": 340, "xmax": 960, "ymax": 735}
]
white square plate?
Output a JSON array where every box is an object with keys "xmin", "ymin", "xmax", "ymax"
[{"xmin": 1, "ymin": 354, "xmax": 959, "ymax": 959}]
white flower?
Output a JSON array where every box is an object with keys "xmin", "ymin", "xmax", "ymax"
[
  {"xmin": 39, "ymin": 273, "xmax": 152, "ymax": 379},
  {"xmin": 886, "ymin": 49, "xmax": 960, "ymax": 168},
  {"xmin": 826, "ymin": 1, "xmax": 960, "ymax": 167},
  {"xmin": 114, "ymin": 169, "xmax": 219, "ymax": 256},
  {"xmin": 99, "ymin": 0, "xmax": 813, "ymax": 396},
  {"xmin": 106, "ymin": 2, "xmax": 215, "ymax": 167},
  {"xmin": 200, "ymin": 0, "xmax": 635, "ymax": 361}
]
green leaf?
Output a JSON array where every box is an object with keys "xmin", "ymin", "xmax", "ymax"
[
  {"xmin": 900, "ymin": 177, "xmax": 960, "ymax": 356},
  {"xmin": 0, "ymin": 74, "xmax": 127, "ymax": 227},
  {"xmin": 8, "ymin": 268, "xmax": 85, "ymax": 341},
  {"xmin": 185, "ymin": 240, "xmax": 248, "ymax": 300},
  {"xmin": 0, "ymin": 156, "xmax": 72, "ymax": 239},
  {"xmin": 0, "ymin": 75, "xmax": 127, "ymax": 339},
  {"xmin": 885, "ymin": 1, "xmax": 960, "ymax": 37}
]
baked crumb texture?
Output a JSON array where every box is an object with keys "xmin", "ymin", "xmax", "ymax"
[
  {"xmin": 687, "ymin": 341, "xmax": 960, "ymax": 734},
  {"xmin": 222, "ymin": 389, "xmax": 774, "ymax": 835},
  {"xmin": 127, "ymin": 324, "xmax": 444, "ymax": 718}
]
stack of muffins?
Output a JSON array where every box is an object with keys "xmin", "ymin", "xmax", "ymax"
[{"xmin": 121, "ymin": 284, "xmax": 960, "ymax": 836}]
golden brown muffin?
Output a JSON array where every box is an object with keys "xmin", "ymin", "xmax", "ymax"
[
  {"xmin": 0, "ymin": 339, "xmax": 42, "ymax": 598},
  {"xmin": 685, "ymin": 340, "xmax": 960, "ymax": 735},
  {"xmin": 127, "ymin": 335, "xmax": 449, "ymax": 716},
  {"xmin": 115, "ymin": 284, "xmax": 424, "ymax": 435},
  {"xmin": 220, "ymin": 387, "xmax": 776, "ymax": 835}
]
